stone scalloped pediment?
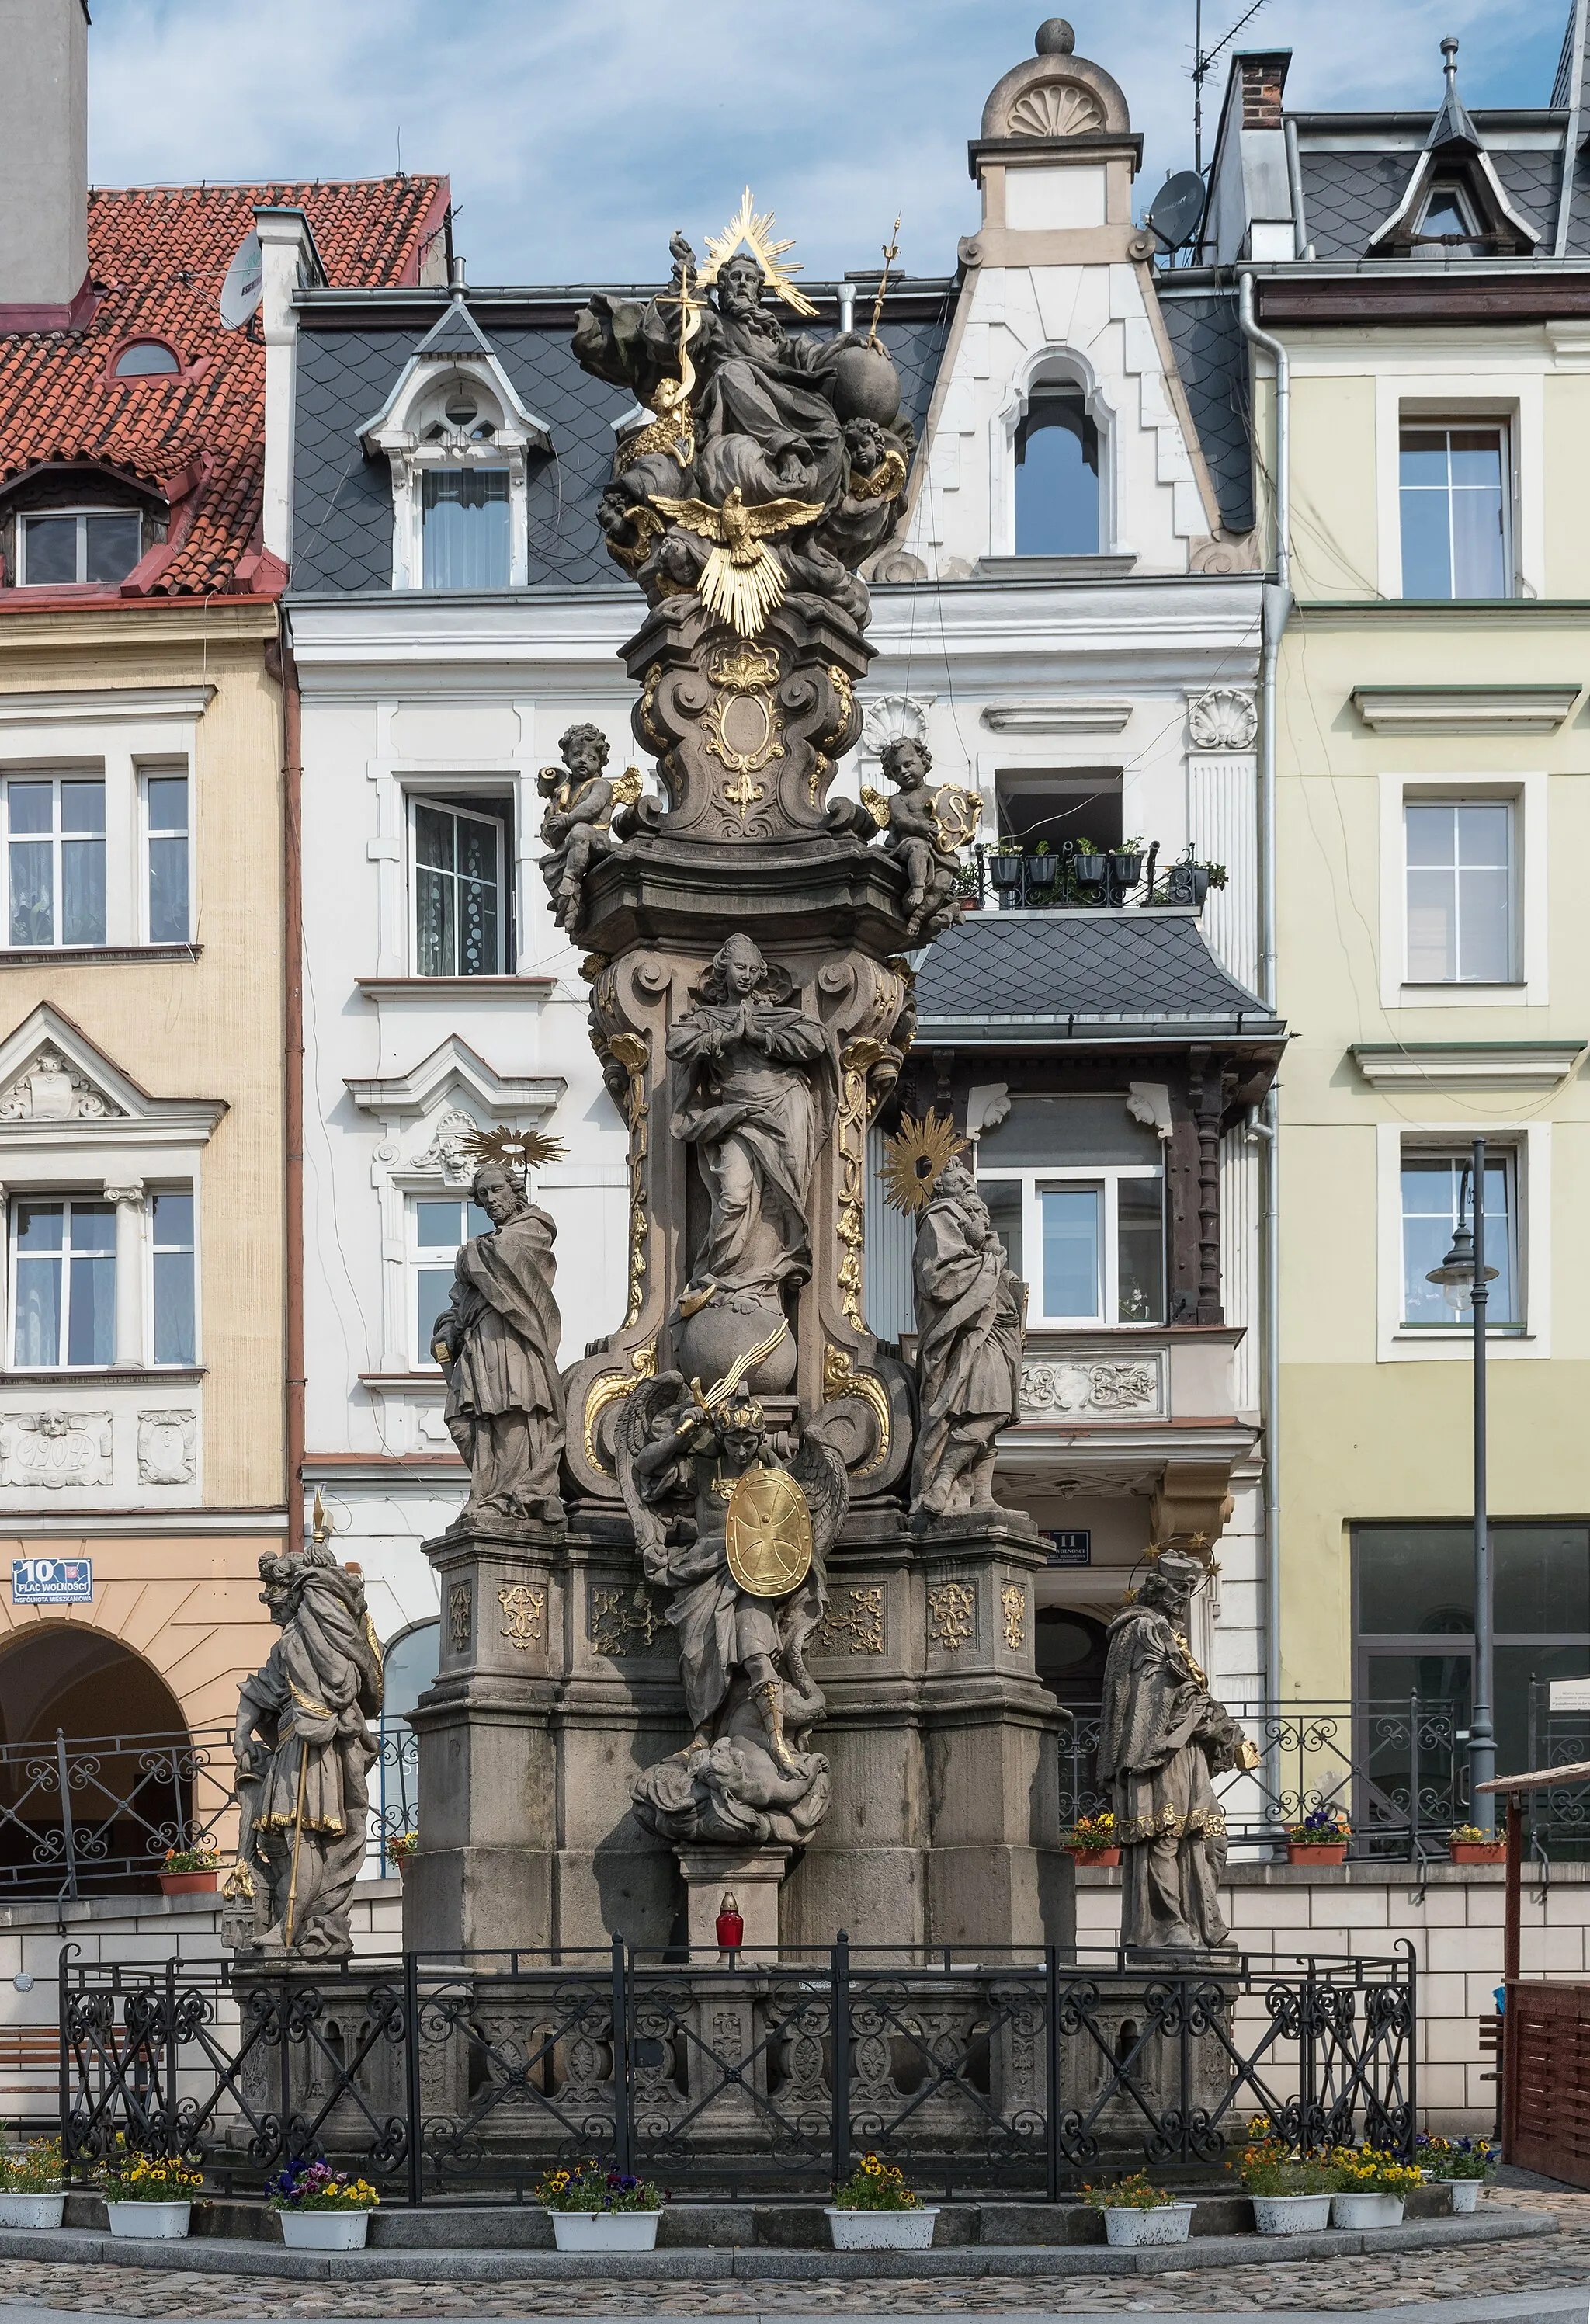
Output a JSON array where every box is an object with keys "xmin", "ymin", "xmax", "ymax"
[{"xmin": 981, "ymin": 26, "xmax": 1131, "ymax": 142}]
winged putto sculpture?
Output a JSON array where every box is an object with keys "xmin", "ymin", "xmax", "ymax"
[
  {"xmin": 617, "ymin": 1334, "xmax": 849, "ymax": 1848},
  {"xmin": 572, "ymin": 191, "xmax": 915, "ymax": 638}
]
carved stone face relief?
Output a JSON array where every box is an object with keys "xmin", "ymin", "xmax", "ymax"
[
  {"xmin": 0, "ymin": 1411, "xmax": 113, "ymax": 1489},
  {"xmin": 0, "ymin": 1047, "xmax": 120, "ymax": 1121}
]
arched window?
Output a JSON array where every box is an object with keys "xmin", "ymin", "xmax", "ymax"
[
  {"xmin": 1015, "ymin": 390, "xmax": 1100, "ymax": 555},
  {"xmin": 113, "ymin": 341, "xmax": 181, "ymax": 378}
]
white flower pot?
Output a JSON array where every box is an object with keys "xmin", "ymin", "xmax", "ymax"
[
  {"xmin": 277, "ymin": 2208, "xmax": 373, "ymax": 2249},
  {"xmin": 105, "ymin": 2200, "xmax": 191, "ymax": 2239},
  {"xmin": 1436, "ymin": 2177, "xmax": 1481, "ymax": 2214},
  {"xmin": 1251, "ymin": 2191, "xmax": 1334, "ymax": 2235},
  {"xmin": 1331, "ymin": 2191, "xmax": 1404, "ymax": 2230},
  {"xmin": 1102, "ymin": 2203, "xmax": 1194, "ymax": 2246},
  {"xmin": 0, "ymin": 2190, "xmax": 65, "ymax": 2229},
  {"xmin": 825, "ymin": 2205, "xmax": 939, "ymax": 2250},
  {"xmin": 549, "ymin": 2209, "xmax": 661, "ymax": 2251}
]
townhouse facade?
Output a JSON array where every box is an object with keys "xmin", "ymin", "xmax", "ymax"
[
  {"xmin": 283, "ymin": 18, "xmax": 1281, "ymax": 1733},
  {"xmin": 0, "ymin": 0, "xmax": 448, "ymax": 1804},
  {"xmin": 1203, "ymin": 18, "xmax": 1590, "ymax": 1808}
]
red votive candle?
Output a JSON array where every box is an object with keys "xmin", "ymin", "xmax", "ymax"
[{"xmin": 715, "ymin": 1893, "xmax": 744, "ymax": 1951}]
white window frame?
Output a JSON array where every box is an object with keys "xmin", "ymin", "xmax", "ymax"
[
  {"xmin": 16, "ymin": 505, "xmax": 144, "ymax": 587},
  {"xmin": 140, "ymin": 764, "xmax": 192, "ymax": 943},
  {"xmin": 1401, "ymin": 793, "xmax": 1515, "ymax": 986},
  {"xmin": 0, "ymin": 769, "xmax": 108, "ymax": 951},
  {"xmin": 1395, "ymin": 417, "xmax": 1513, "ymax": 600},
  {"xmin": 406, "ymin": 1191, "xmax": 486, "ymax": 1370},
  {"xmin": 5, "ymin": 1182, "xmax": 200, "ymax": 1372},
  {"xmin": 1376, "ymin": 1120, "xmax": 1550, "ymax": 1361},
  {"xmin": 147, "ymin": 1184, "xmax": 199, "ymax": 1367},
  {"xmin": 991, "ymin": 349, "xmax": 1117, "ymax": 561},
  {"xmin": 1376, "ymin": 379, "xmax": 1540, "ymax": 599},
  {"xmin": 407, "ymin": 790, "xmax": 511, "ymax": 978},
  {"xmin": 8, "ymin": 1193, "xmax": 116, "ymax": 1369},
  {"xmin": 975, "ymin": 1162, "xmax": 1165, "ymax": 1326},
  {"xmin": 1379, "ymin": 771, "xmax": 1546, "ymax": 1009}
]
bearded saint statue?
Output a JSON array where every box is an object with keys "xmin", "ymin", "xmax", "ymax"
[
  {"xmin": 910, "ymin": 1154, "xmax": 1026, "ymax": 1522},
  {"xmin": 1097, "ymin": 1548, "xmax": 1258, "ymax": 1954},
  {"xmin": 431, "ymin": 1161, "xmax": 566, "ymax": 1526}
]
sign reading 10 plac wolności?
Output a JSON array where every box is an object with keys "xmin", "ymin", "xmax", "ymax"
[{"xmin": 11, "ymin": 1557, "xmax": 92, "ymax": 1603}]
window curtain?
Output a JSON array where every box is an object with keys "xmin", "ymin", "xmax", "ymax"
[{"xmin": 422, "ymin": 469, "xmax": 511, "ymax": 589}]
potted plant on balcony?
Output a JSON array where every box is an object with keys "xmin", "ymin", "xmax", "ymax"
[
  {"xmin": 1023, "ymin": 839, "xmax": 1059, "ymax": 899},
  {"xmin": 1328, "ymin": 2145, "xmax": 1422, "ymax": 2230},
  {"xmin": 385, "ymin": 1829, "xmax": 418, "ymax": 1878},
  {"xmin": 1234, "ymin": 2119, "xmax": 1335, "ymax": 2235},
  {"xmin": 0, "ymin": 2135, "xmax": 65, "ymax": 2230},
  {"xmin": 158, "ymin": 1845, "xmax": 220, "ymax": 1896},
  {"xmin": 1109, "ymin": 838, "xmax": 1146, "ymax": 891},
  {"xmin": 952, "ymin": 859, "xmax": 983, "ymax": 910},
  {"xmin": 1070, "ymin": 836, "xmax": 1108, "ymax": 889},
  {"xmin": 536, "ymin": 2159, "xmax": 665, "ymax": 2251},
  {"xmin": 267, "ymin": 2156, "xmax": 381, "ymax": 2249},
  {"xmin": 1448, "ymin": 1824, "xmax": 1506, "ymax": 1866},
  {"xmin": 1083, "ymin": 2170, "xmax": 1193, "ymax": 2246},
  {"xmin": 1416, "ymin": 2135, "xmax": 1495, "ymax": 2214},
  {"xmin": 1063, "ymin": 1810, "xmax": 1120, "ymax": 1867},
  {"xmin": 100, "ymin": 2142, "xmax": 203, "ymax": 2239},
  {"xmin": 988, "ymin": 840, "xmax": 1024, "ymax": 905},
  {"xmin": 1283, "ymin": 1806, "xmax": 1350, "ymax": 1865},
  {"xmin": 826, "ymin": 2152, "xmax": 938, "ymax": 2249}
]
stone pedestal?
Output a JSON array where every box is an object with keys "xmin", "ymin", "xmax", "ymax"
[{"xmin": 677, "ymin": 1845, "xmax": 791, "ymax": 1955}]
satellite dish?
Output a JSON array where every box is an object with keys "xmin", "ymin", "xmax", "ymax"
[
  {"xmin": 1147, "ymin": 171, "xmax": 1206, "ymax": 254},
  {"xmin": 219, "ymin": 231, "xmax": 263, "ymax": 329}
]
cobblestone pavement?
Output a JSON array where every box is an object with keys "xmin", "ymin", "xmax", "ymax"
[{"xmin": 0, "ymin": 2194, "xmax": 1586, "ymax": 2317}]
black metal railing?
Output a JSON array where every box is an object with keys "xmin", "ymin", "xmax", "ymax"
[
  {"xmin": 0, "ymin": 1720, "xmax": 418, "ymax": 1899},
  {"xmin": 963, "ymin": 839, "xmax": 1224, "ymax": 914},
  {"xmin": 57, "ymin": 1939, "xmax": 1416, "ymax": 2202},
  {"xmin": 1061, "ymin": 1697, "xmax": 1482, "ymax": 1862}
]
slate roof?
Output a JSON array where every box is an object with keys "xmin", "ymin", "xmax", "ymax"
[
  {"xmin": 1297, "ymin": 134, "xmax": 1561, "ymax": 262},
  {"xmin": 291, "ymin": 288, "xmax": 953, "ymax": 596},
  {"xmin": 1157, "ymin": 291, "xmax": 1254, "ymax": 535},
  {"xmin": 0, "ymin": 177, "xmax": 448, "ymax": 596},
  {"xmin": 912, "ymin": 909, "xmax": 1282, "ymax": 1044}
]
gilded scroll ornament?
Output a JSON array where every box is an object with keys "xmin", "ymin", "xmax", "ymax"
[
  {"xmin": 1001, "ymin": 1581, "xmax": 1027, "ymax": 1652},
  {"xmin": 448, "ymin": 1583, "xmax": 472, "ymax": 1652},
  {"xmin": 498, "ymin": 1584, "xmax": 547, "ymax": 1649},
  {"xmin": 817, "ymin": 1584, "xmax": 885, "ymax": 1655},
  {"xmin": 928, "ymin": 1579, "xmax": 976, "ymax": 1652},
  {"xmin": 638, "ymin": 662, "xmax": 668, "ymax": 756},
  {"xmin": 582, "ymin": 1338, "xmax": 659, "ymax": 1478},
  {"xmin": 821, "ymin": 1343, "xmax": 891, "ymax": 1481},
  {"xmin": 701, "ymin": 641, "xmax": 785, "ymax": 817},
  {"xmin": 606, "ymin": 1030, "xmax": 651, "ymax": 1329},
  {"xmin": 589, "ymin": 1583, "xmax": 668, "ymax": 1657},
  {"xmin": 835, "ymin": 1034, "xmax": 884, "ymax": 1329}
]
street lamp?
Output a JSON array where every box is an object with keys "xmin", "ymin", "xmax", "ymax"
[{"xmin": 1426, "ymin": 1138, "xmax": 1500, "ymax": 1833}]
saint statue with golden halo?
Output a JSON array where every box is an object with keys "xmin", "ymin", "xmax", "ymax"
[{"xmin": 617, "ymin": 1357, "xmax": 848, "ymax": 1850}]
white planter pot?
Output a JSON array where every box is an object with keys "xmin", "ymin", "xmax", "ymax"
[
  {"xmin": 549, "ymin": 2210, "xmax": 661, "ymax": 2252},
  {"xmin": 277, "ymin": 2208, "xmax": 373, "ymax": 2250},
  {"xmin": 825, "ymin": 2205, "xmax": 939, "ymax": 2250},
  {"xmin": 1251, "ymin": 2191, "xmax": 1333, "ymax": 2235},
  {"xmin": 1331, "ymin": 2191, "xmax": 1404, "ymax": 2230},
  {"xmin": 0, "ymin": 2190, "xmax": 65, "ymax": 2229},
  {"xmin": 1436, "ymin": 2177, "xmax": 1482, "ymax": 2214},
  {"xmin": 1102, "ymin": 2203, "xmax": 1193, "ymax": 2247},
  {"xmin": 105, "ymin": 2201, "xmax": 191, "ymax": 2239}
]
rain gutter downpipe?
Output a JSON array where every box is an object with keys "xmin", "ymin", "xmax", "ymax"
[{"xmin": 1238, "ymin": 269, "xmax": 1291, "ymax": 1756}]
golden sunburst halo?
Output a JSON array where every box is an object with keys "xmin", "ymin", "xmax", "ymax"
[
  {"xmin": 453, "ymin": 1124, "xmax": 568, "ymax": 1177},
  {"xmin": 880, "ymin": 1110, "xmax": 967, "ymax": 1215},
  {"xmin": 699, "ymin": 187, "xmax": 817, "ymax": 318}
]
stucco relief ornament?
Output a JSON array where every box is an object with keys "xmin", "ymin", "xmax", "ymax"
[
  {"xmin": 1188, "ymin": 688, "xmax": 1258, "ymax": 752},
  {"xmin": 0, "ymin": 1047, "xmax": 117, "ymax": 1120}
]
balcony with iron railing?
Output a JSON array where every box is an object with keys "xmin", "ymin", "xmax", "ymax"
[{"xmin": 962, "ymin": 837, "xmax": 1229, "ymax": 915}]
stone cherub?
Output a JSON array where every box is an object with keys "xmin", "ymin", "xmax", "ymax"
[
  {"xmin": 1097, "ymin": 1548, "xmax": 1261, "ymax": 1954},
  {"xmin": 230, "ymin": 1528, "xmax": 384, "ymax": 1961},
  {"xmin": 536, "ymin": 722, "xmax": 641, "ymax": 932},
  {"xmin": 618, "ymin": 1361, "xmax": 848, "ymax": 1849},
  {"xmin": 868, "ymin": 735, "xmax": 964, "ymax": 942},
  {"xmin": 432, "ymin": 1159, "xmax": 566, "ymax": 1527},
  {"xmin": 909, "ymin": 1152, "xmax": 1026, "ymax": 1522}
]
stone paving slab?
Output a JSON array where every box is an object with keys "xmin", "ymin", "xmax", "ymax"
[
  {"xmin": 0, "ymin": 2211, "xmax": 1556, "ymax": 2284},
  {"xmin": 11, "ymin": 2301, "xmax": 1585, "ymax": 2324}
]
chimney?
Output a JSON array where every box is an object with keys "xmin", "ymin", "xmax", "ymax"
[
  {"xmin": 0, "ymin": 0, "xmax": 89, "ymax": 327},
  {"xmin": 1238, "ymin": 50, "xmax": 1290, "ymax": 130}
]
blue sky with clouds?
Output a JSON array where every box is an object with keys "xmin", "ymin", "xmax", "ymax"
[{"xmin": 87, "ymin": 1, "xmax": 1572, "ymax": 287}]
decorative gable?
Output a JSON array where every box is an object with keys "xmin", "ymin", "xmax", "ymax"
[
  {"xmin": 1367, "ymin": 38, "xmax": 1541, "ymax": 258},
  {"xmin": 0, "ymin": 1004, "xmax": 224, "ymax": 1158}
]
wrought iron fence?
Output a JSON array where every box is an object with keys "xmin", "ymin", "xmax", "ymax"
[
  {"xmin": 0, "ymin": 1720, "xmax": 418, "ymax": 1899},
  {"xmin": 963, "ymin": 839, "xmax": 1224, "ymax": 914},
  {"xmin": 1061, "ymin": 1697, "xmax": 1481, "ymax": 1861},
  {"xmin": 57, "ymin": 1939, "xmax": 1416, "ymax": 2202}
]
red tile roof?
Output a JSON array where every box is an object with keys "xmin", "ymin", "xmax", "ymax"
[{"xmin": 0, "ymin": 176, "xmax": 449, "ymax": 599}]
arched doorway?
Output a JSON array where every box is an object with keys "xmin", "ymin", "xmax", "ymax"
[{"xmin": 0, "ymin": 1628, "xmax": 196, "ymax": 1897}]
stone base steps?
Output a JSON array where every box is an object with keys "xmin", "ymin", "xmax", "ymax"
[{"xmin": 0, "ymin": 2207, "xmax": 1554, "ymax": 2283}]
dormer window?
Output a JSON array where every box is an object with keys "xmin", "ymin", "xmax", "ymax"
[
  {"xmin": 18, "ymin": 509, "xmax": 141, "ymax": 585},
  {"xmin": 1412, "ymin": 182, "xmax": 1486, "ymax": 255},
  {"xmin": 113, "ymin": 340, "xmax": 180, "ymax": 379},
  {"xmin": 357, "ymin": 280, "xmax": 553, "ymax": 592}
]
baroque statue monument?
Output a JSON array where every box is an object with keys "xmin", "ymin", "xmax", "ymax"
[
  {"xmin": 385, "ymin": 190, "xmax": 1068, "ymax": 1958},
  {"xmin": 1097, "ymin": 1548, "xmax": 1260, "ymax": 1954},
  {"xmin": 227, "ymin": 1503, "xmax": 384, "ymax": 1961}
]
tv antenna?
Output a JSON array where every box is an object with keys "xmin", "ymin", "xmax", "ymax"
[{"xmin": 1192, "ymin": 0, "xmax": 1271, "ymax": 175}]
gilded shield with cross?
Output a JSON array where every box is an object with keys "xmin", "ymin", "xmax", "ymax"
[{"xmin": 724, "ymin": 1464, "xmax": 814, "ymax": 1598}]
